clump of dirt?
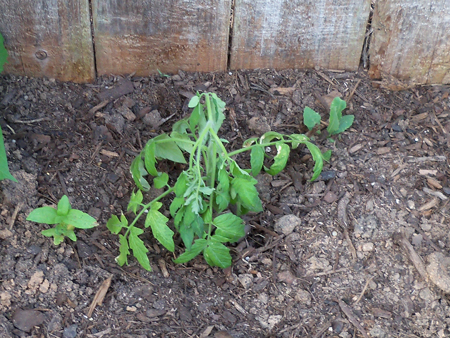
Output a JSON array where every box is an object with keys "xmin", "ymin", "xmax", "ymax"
[{"xmin": 0, "ymin": 69, "xmax": 450, "ymax": 337}]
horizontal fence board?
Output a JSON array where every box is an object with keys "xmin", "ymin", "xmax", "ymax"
[
  {"xmin": 0, "ymin": 0, "xmax": 94, "ymax": 83},
  {"xmin": 369, "ymin": 0, "xmax": 450, "ymax": 84},
  {"xmin": 92, "ymin": 0, "xmax": 231, "ymax": 76},
  {"xmin": 230, "ymin": 0, "xmax": 371, "ymax": 71}
]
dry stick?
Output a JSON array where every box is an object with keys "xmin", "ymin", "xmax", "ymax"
[
  {"xmin": 87, "ymin": 275, "xmax": 113, "ymax": 317},
  {"xmin": 8, "ymin": 202, "xmax": 23, "ymax": 230},
  {"xmin": 393, "ymin": 232, "xmax": 429, "ymax": 282},
  {"xmin": 353, "ymin": 275, "xmax": 375, "ymax": 305},
  {"xmin": 57, "ymin": 171, "xmax": 69, "ymax": 198},
  {"xmin": 337, "ymin": 192, "xmax": 357, "ymax": 261},
  {"xmin": 336, "ymin": 298, "xmax": 369, "ymax": 338},
  {"xmin": 346, "ymin": 79, "xmax": 362, "ymax": 104},
  {"xmin": 306, "ymin": 267, "xmax": 349, "ymax": 278}
]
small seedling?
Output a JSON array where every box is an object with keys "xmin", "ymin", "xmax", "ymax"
[
  {"xmin": 27, "ymin": 195, "xmax": 98, "ymax": 245},
  {"xmin": 303, "ymin": 97, "xmax": 354, "ymax": 136},
  {"xmin": 107, "ymin": 92, "xmax": 328, "ymax": 271},
  {"xmin": 0, "ymin": 32, "xmax": 16, "ymax": 182}
]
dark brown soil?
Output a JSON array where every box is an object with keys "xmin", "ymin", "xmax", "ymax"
[{"xmin": 1, "ymin": 69, "xmax": 450, "ymax": 338}]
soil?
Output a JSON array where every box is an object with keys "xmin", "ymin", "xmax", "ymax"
[{"xmin": 0, "ymin": 68, "xmax": 450, "ymax": 338}]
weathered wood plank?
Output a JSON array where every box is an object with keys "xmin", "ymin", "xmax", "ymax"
[
  {"xmin": 0, "ymin": 0, "xmax": 94, "ymax": 83},
  {"xmin": 230, "ymin": 0, "xmax": 370, "ymax": 71},
  {"xmin": 369, "ymin": 0, "xmax": 450, "ymax": 84},
  {"xmin": 92, "ymin": 0, "xmax": 231, "ymax": 76}
]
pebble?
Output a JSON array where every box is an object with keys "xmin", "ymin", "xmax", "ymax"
[
  {"xmin": 412, "ymin": 234, "xmax": 423, "ymax": 246},
  {"xmin": 295, "ymin": 289, "xmax": 312, "ymax": 306},
  {"xmin": 362, "ymin": 243, "xmax": 374, "ymax": 252},
  {"xmin": 143, "ymin": 110, "xmax": 162, "ymax": 128},
  {"xmin": 12, "ymin": 309, "xmax": 45, "ymax": 332},
  {"xmin": 323, "ymin": 191, "xmax": 338, "ymax": 203},
  {"xmin": 63, "ymin": 324, "xmax": 78, "ymax": 338},
  {"xmin": 320, "ymin": 170, "xmax": 336, "ymax": 181},
  {"xmin": 126, "ymin": 306, "xmax": 137, "ymax": 312},
  {"xmin": 247, "ymin": 116, "xmax": 271, "ymax": 134},
  {"xmin": 274, "ymin": 214, "xmax": 301, "ymax": 235},
  {"xmin": 277, "ymin": 270, "xmax": 296, "ymax": 284},
  {"xmin": 238, "ymin": 274, "xmax": 253, "ymax": 289}
]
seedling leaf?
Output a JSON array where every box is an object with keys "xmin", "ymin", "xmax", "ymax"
[
  {"xmin": 303, "ymin": 107, "xmax": 321, "ymax": 130},
  {"xmin": 231, "ymin": 177, "xmax": 263, "ymax": 213},
  {"xmin": 213, "ymin": 213, "xmax": 245, "ymax": 242},
  {"xmin": 304, "ymin": 142, "xmax": 324, "ymax": 181},
  {"xmin": 27, "ymin": 206, "xmax": 59, "ymax": 224},
  {"xmin": 154, "ymin": 134, "xmax": 186, "ymax": 163},
  {"xmin": 337, "ymin": 115, "xmax": 355, "ymax": 134},
  {"xmin": 144, "ymin": 141, "xmax": 158, "ymax": 176},
  {"xmin": 188, "ymin": 95, "xmax": 200, "ymax": 108},
  {"xmin": 250, "ymin": 146, "xmax": 264, "ymax": 176},
  {"xmin": 106, "ymin": 215, "xmax": 125, "ymax": 234},
  {"xmin": 265, "ymin": 142, "xmax": 290, "ymax": 175},
  {"xmin": 145, "ymin": 203, "xmax": 174, "ymax": 252},
  {"xmin": 116, "ymin": 234, "xmax": 130, "ymax": 266},
  {"xmin": 129, "ymin": 227, "xmax": 151, "ymax": 271},
  {"xmin": 173, "ymin": 238, "xmax": 207, "ymax": 264},
  {"xmin": 179, "ymin": 222, "xmax": 194, "ymax": 250},
  {"xmin": 130, "ymin": 156, "xmax": 150, "ymax": 191},
  {"xmin": 154, "ymin": 172, "xmax": 169, "ymax": 189},
  {"xmin": 204, "ymin": 241, "xmax": 231, "ymax": 268},
  {"xmin": 127, "ymin": 190, "xmax": 143, "ymax": 214},
  {"xmin": 56, "ymin": 195, "xmax": 71, "ymax": 216}
]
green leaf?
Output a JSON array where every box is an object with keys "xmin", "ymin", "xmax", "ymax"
[
  {"xmin": 303, "ymin": 107, "xmax": 321, "ymax": 130},
  {"xmin": 144, "ymin": 141, "xmax": 158, "ymax": 176},
  {"xmin": 56, "ymin": 195, "xmax": 71, "ymax": 216},
  {"xmin": 322, "ymin": 150, "xmax": 332, "ymax": 161},
  {"xmin": 243, "ymin": 137, "xmax": 258, "ymax": 148},
  {"xmin": 328, "ymin": 97, "xmax": 347, "ymax": 135},
  {"xmin": 188, "ymin": 95, "xmax": 200, "ymax": 108},
  {"xmin": 171, "ymin": 131, "xmax": 194, "ymax": 153},
  {"xmin": 154, "ymin": 172, "xmax": 169, "ymax": 189},
  {"xmin": 27, "ymin": 206, "xmax": 59, "ymax": 224},
  {"xmin": 129, "ymin": 227, "xmax": 151, "ymax": 271},
  {"xmin": 0, "ymin": 33, "xmax": 7, "ymax": 73},
  {"xmin": 191, "ymin": 214, "xmax": 205, "ymax": 237},
  {"xmin": 231, "ymin": 177, "xmax": 263, "ymax": 213},
  {"xmin": 250, "ymin": 146, "xmax": 264, "ymax": 177},
  {"xmin": 305, "ymin": 141, "xmax": 324, "ymax": 181},
  {"xmin": 106, "ymin": 214, "xmax": 125, "ymax": 234},
  {"xmin": 336, "ymin": 115, "xmax": 354, "ymax": 134},
  {"xmin": 0, "ymin": 126, "xmax": 17, "ymax": 182},
  {"xmin": 204, "ymin": 241, "xmax": 232, "ymax": 268},
  {"xmin": 213, "ymin": 213, "xmax": 245, "ymax": 242},
  {"xmin": 145, "ymin": 203, "xmax": 175, "ymax": 252},
  {"xmin": 265, "ymin": 142, "xmax": 290, "ymax": 176},
  {"xmin": 65, "ymin": 209, "xmax": 98, "ymax": 229},
  {"xmin": 289, "ymin": 134, "xmax": 309, "ymax": 149},
  {"xmin": 170, "ymin": 196, "xmax": 185, "ymax": 217},
  {"xmin": 189, "ymin": 102, "xmax": 203, "ymax": 131},
  {"xmin": 174, "ymin": 172, "xmax": 188, "ymax": 196},
  {"xmin": 260, "ymin": 131, "xmax": 283, "ymax": 143},
  {"xmin": 65, "ymin": 230, "xmax": 77, "ymax": 242},
  {"xmin": 172, "ymin": 118, "xmax": 190, "ymax": 134},
  {"xmin": 116, "ymin": 234, "xmax": 130, "ymax": 266},
  {"xmin": 130, "ymin": 155, "xmax": 150, "ymax": 191},
  {"xmin": 210, "ymin": 234, "xmax": 232, "ymax": 243},
  {"xmin": 127, "ymin": 190, "xmax": 143, "ymax": 214},
  {"xmin": 173, "ymin": 238, "xmax": 208, "ymax": 264},
  {"xmin": 179, "ymin": 222, "xmax": 194, "ymax": 250},
  {"xmin": 41, "ymin": 228, "xmax": 63, "ymax": 244},
  {"xmin": 154, "ymin": 134, "xmax": 186, "ymax": 164}
]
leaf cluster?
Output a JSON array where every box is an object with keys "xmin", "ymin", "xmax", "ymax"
[
  {"xmin": 303, "ymin": 97, "xmax": 354, "ymax": 136},
  {"xmin": 27, "ymin": 195, "xmax": 98, "ymax": 245},
  {"xmin": 108, "ymin": 92, "xmax": 329, "ymax": 271}
]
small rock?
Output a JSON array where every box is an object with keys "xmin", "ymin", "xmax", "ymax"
[
  {"xmin": 238, "ymin": 274, "xmax": 253, "ymax": 289},
  {"xmin": 418, "ymin": 287, "xmax": 435, "ymax": 302},
  {"xmin": 274, "ymin": 214, "xmax": 301, "ymax": 235},
  {"xmin": 257, "ymin": 314, "xmax": 282, "ymax": 330},
  {"xmin": 323, "ymin": 191, "xmax": 338, "ymax": 204},
  {"xmin": 295, "ymin": 289, "xmax": 311, "ymax": 306},
  {"xmin": 12, "ymin": 309, "xmax": 46, "ymax": 332},
  {"xmin": 247, "ymin": 116, "xmax": 271, "ymax": 134},
  {"xmin": 278, "ymin": 270, "xmax": 296, "ymax": 284},
  {"xmin": 0, "ymin": 229, "xmax": 13, "ymax": 239},
  {"xmin": 411, "ymin": 234, "xmax": 423, "ymax": 246},
  {"xmin": 63, "ymin": 324, "xmax": 77, "ymax": 338},
  {"xmin": 407, "ymin": 200, "xmax": 415, "ymax": 209},
  {"xmin": 320, "ymin": 170, "xmax": 336, "ymax": 181},
  {"xmin": 28, "ymin": 271, "xmax": 44, "ymax": 291},
  {"xmin": 146, "ymin": 309, "xmax": 166, "ymax": 317},
  {"xmin": 126, "ymin": 306, "xmax": 137, "ymax": 312},
  {"xmin": 88, "ymin": 207, "xmax": 102, "ymax": 220},
  {"xmin": 104, "ymin": 113, "xmax": 125, "ymax": 134},
  {"xmin": 362, "ymin": 243, "xmax": 374, "ymax": 252},
  {"xmin": 420, "ymin": 220, "xmax": 432, "ymax": 232},
  {"xmin": 143, "ymin": 110, "xmax": 163, "ymax": 129},
  {"xmin": 0, "ymin": 291, "xmax": 11, "ymax": 309},
  {"xmin": 76, "ymin": 240, "xmax": 95, "ymax": 259},
  {"xmin": 122, "ymin": 97, "xmax": 135, "ymax": 108},
  {"xmin": 39, "ymin": 279, "xmax": 50, "ymax": 293}
]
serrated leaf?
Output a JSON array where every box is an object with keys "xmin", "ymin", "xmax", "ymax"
[
  {"xmin": 260, "ymin": 131, "xmax": 283, "ymax": 143},
  {"xmin": 243, "ymin": 137, "xmax": 258, "ymax": 147},
  {"xmin": 188, "ymin": 95, "xmax": 200, "ymax": 108},
  {"xmin": 265, "ymin": 142, "xmax": 290, "ymax": 176},
  {"xmin": 130, "ymin": 155, "xmax": 150, "ymax": 191},
  {"xmin": 191, "ymin": 214, "xmax": 205, "ymax": 237},
  {"xmin": 303, "ymin": 107, "xmax": 321, "ymax": 130},
  {"xmin": 27, "ymin": 206, "xmax": 59, "ymax": 224},
  {"xmin": 174, "ymin": 205, "xmax": 186, "ymax": 227},
  {"xmin": 65, "ymin": 230, "xmax": 77, "ymax": 242},
  {"xmin": 250, "ymin": 146, "xmax": 264, "ymax": 177},
  {"xmin": 154, "ymin": 134, "xmax": 186, "ymax": 163},
  {"xmin": 129, "ymin": 227, "xmax": 151, "ymax": 271},
  {"xmin": 203, "ymin": 241, "xmax": 231, "ymax": 268},
  {"xmin": 171, "ymin": 131, "xmax": 194, "ymax": 153},
  {"xmin": 116, "ymin": 234, "xmax": 130, "ymax": 266},
  {"xmin": 202, "ymin": 208, "xmax": 212, "ymax": 224},
  {"xmin": 328, "ymin": 97, "xmax": 347, "ymax": 135},
  {"xmin": 145, "ymin": 205, "xmax": 174, "ymax": 252},
  {"xmin": 106, "ymin": 215, "xmax": 125, "ymax": 234},
  {"xmin": 56, "ymin": 195, "xmax": 71, "ymax": 216},
  {"xmin": 289, "ymin": 133, "xmax": 309, "ymax": 148},
  {"xmin": 231, "ymin": 177, "xmax": 262, "ymax": 213},
  {"xmin": 154, "ymin": 172, "xmax": 169, "ymax": 189},
  {"xmin": 173, "ymin": 238, "xmax": 208, "ymax": 264},
  {"xmin": 127, "ymin": 190, "xmax": 143, "ymax": 214},
  {"xmin": 120, "ymin": 213, "xmax": 129, "ymax": 227},
  {"xmin": 229, "ymin": 159, "xmax": 249, "ymax": 178},
  {"xmin": 144, "ymin": 141, "xmax": 158, "ymax": 176},
  {"xmin": 172, "ymin": 118, "xmax": 190, "ymax": 134},
  {"xmin": 198, "ymin": 186, "xmax": 214, "ymax": 195},
  {"xmin": 213, "ymin": 213, "xmax": 245, "ymax": 242},
  {"xmin": 179, "ymin": 222, "xmax": 194, "ymax": 250},
  {"xmin": 170, "ymin": 196, "xmax": 185, "ymax": 217},
  {"xmin": 189, "ymin": 102, "xmax": 203, "ymax": 131},
  {"xmin": 65, "ymin": 209, "xmax": 98, "ymax": 229},
  {"xmin": 210, "ymin": 234, "xmax": 231, "ymax": 243},
  {"xmin": 336, "ymin": 115, "xmax": 354, "ymax": 134},
  {"xmin": 305, "ymin": 141, "xmax": 324, "ymax": 181},
  {"xmin": 41, "ymin": 228, "xmax": 64, "ymax": 245}
]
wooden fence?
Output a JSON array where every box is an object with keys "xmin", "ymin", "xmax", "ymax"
[{"xmin": 0, "ymin": 0, "xmax": 449, "ymax": 84}]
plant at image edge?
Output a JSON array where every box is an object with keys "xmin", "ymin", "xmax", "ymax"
[
  {"xmin": 303, "ymin": 97, "xmax": 354, "ymax": 137},
  {"xmin": 108, "ymin": 92, "xmax": 328, "ymax": 271},
  {"xmin": 27, "ymin": 195, "xmax": 98, "ymax": 245},
  {"xmin": 0, "ymin": 32, "xmax": 16, "ymax": 182}
]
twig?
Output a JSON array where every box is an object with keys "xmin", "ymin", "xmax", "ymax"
[
  {"xmin": 346, "ymin": 79, "xmax": 362, "ymax": 104},
  {"xmin": 9, "ymin": 117, "xmax": 50, "ymax": 124},
  {"xmin": 306, "ymin": 267, "xmax": 349, "ymax": 277},
  {"xmin": 57, "ymin": 171, "xmax": 69, "ymax": 198},
  {"xmin": 87, "ymin": 275, "xmax": 113, "ymax": 317},
  {"xmin": 249, "ymin": 221, "xmax": 279, "ymax": 238},
  {"xmin": 336, "ymin": 298, "xmax": 369, "ymax": 338},
  {"xmin": 393, "ymin": 231, "xmax": 428, "ymax": 282},
  {"xmin": 353, "ymin": 275, "xmax": 374, "ymax": 305},
  {"xmin": 8, "ymin": 202, "xmax": 23, "ymax": 230},
  {"xmin": 337, "ymin": 192, "xmax": 357, "ymax": 261}
]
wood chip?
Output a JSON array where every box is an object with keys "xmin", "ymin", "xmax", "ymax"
[
  {"xmin": 418, "ymin": 198, "xmax": 439, "ymax": 211},
  {"xmin": 337, "ymin": 193, "xmax": 357, "ymax": 261},
  {"xmin": 371, "ymin": 307, "xmax": 392, "ymax": 319},
  {"xmin": 158, "ymin": 258, "xmax": 169, "ymax": 278},
  {"xmin": 87, "ymin": 275, "xmax": 113, "ymax": 317},
  {"xmin": 393, "ymin": 232, "xmax": 428, "ymax": 282},
  {"xmin": 419, "ymin": 169, "xmax": 438, "ymax": 176},
  {"xmin": 199, "ymin": 325, "xmax": 215, "ymax": 338},
  {"xmin": 100, "ymin": 149, "xmax": 119, "ymax": 157},
  {"xmin": 269, "ymin": 87, "xmax": 296, "ymax": 95},
  {"xmin": 337, "ymin": 298, "xmax": 369, "ymax": 338},
  {"xmin": 97, "ymin": 78, "xmax": 134, "ymax": 101},
  {"xmin": 88, "ymin": 100, "xmax": 109, "ymax": 115},
  {"xmin": 427, "ymin": 177, "xmax": 442, "ymax": 189},
  {"xmin": 376, "ymin": 147, "xmax": 390, "ymax": 155},
  {"xmin": 423, "ymin": 188, "xmax": 447, "ymax": 201},
  {"xmin": 349, "ymin": 143, "xmax": 363, "ymax": 154},
  {"xmin": 407, "ymin": 156, "xmax": 446, "ymax": 163}
]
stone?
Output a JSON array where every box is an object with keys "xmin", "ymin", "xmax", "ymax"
[
  {"xmin": 63, "ymin": 324, "xmax": 78, "ymax": 338},
  {"xmin": 12, "ymin": 309, "xmax": 45, "ymax": 332},
  {"xmin": 362, "ymin": 242, "xmax": 374, "ymax": 252},
  {"xmin": 238, "ymin": 274, "xmax": 253, "ymax": 289},
  {"xmin": 295, "ymin": 289, "xmax": 312, "ymax": 306},
  {"xmin": 274, "ymin": 214, "xmax": 301, "ymax": 235},
  {"xmin": 247, "ymin": 116, "xmax": 271, "ymax": 134},
  {"xmin": 143, "ymin": 110, "xmax": 162, "ymax": 129}
]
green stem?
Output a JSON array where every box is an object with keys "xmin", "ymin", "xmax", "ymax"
[{"xmin": 227, "ymin": 139, "xmax": 297, "ymax": 157}]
